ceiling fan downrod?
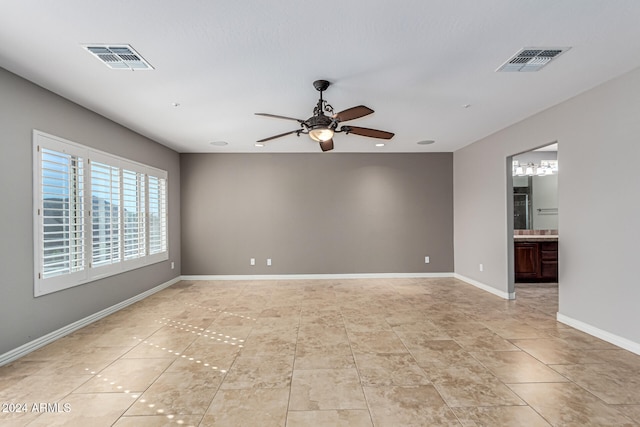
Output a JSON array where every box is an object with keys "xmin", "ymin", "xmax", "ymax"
[{"xmin": 312, "ymin": 80, "xmax": 333, "ymax": 117}]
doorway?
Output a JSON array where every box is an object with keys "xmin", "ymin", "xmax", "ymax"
[{"xmin": 507, "ymin": 142, "xmax": 559, "ymax": 309}]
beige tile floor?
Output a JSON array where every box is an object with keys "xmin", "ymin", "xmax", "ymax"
[{"xmin": 1, "ymin": 278, "xmax": 639, "ymax": 426}]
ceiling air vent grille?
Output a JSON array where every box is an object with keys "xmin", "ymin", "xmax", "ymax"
[
  {"xmin": 83, "ymin": 44, "xmax": 153, "ymax": 70},
  {"xmin": 497, "ymin": 47, "xmax": 570, "ymax": 72}
]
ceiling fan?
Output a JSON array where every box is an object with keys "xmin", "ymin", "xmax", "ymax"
[{"xmin": 255, "ymin": 80, "xmax": 394, "ymax": 152}]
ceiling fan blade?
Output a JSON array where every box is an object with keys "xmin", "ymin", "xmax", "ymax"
[
  {"xmin": 334, "ymin": 105, "xmax": 374, "ymax": 122},
  {"xmin": 257, "ymin": 130, "xmax": 300, "ymax": 143},
  {"xmin": 255, "ymin": 113, "xmax": 305, "ymax": 123},
  {"xmin": 319, "ymin": 139, "xmax": 334, "ymax": 152},
  {"xmin": 344, "ymin": 126, "xmax": 394, "ymax": 139}
]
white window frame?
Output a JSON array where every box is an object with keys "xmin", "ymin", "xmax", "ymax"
[{"xmin": 33, "ymin": 130, "xmax": 168, "ymax": 297}]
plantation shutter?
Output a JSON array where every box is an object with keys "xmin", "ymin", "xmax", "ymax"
[
  {"xmin": 34, "ymin": 131, "xmax": 168, "ymax": 296},
  {"xmin": 90, "ymin": 161, "xmax": 121, "ymax": 267},
  {"xmin": 122, "ymin": 169, "xmax": 146, "ymax": 260},
  {"xmin": 148, "ymin": 175, "xmax": 167, "ymax": 255},
  {"xmin": 39, "ymin": 147, "xmax": 86, "ymax": 279}
]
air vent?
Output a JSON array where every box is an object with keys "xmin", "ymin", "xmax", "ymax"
[
  {"xmin": 83, "ymin": 44, "xmax": 153, "ymax": 70},
  {"xmin": 496, "ymin": 47, "xmax": 570, "ymax": 72}
]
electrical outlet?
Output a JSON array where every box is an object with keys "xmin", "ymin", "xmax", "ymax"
[
  {"xmin": 424, "ymin": 256, "xmax": 430, "ymax": 264},
  {"xmin": 479, "ymin": 263, "xmax": 484, "ymax": 272},
  {"xmin": 267, "ymin": 258, "xmax": 272, "ymax": 266},
  {"xmin": 250, "ymin": 258, "xmax": 255, "ymax": 266},
  {"xmin": 170, "ymin": 261, "xmax": 175, "ymax": 270}
]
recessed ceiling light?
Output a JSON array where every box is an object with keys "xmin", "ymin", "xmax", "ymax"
[
  {"xmin": 375, "ymin": 143, "xmax": 385, "ymax": 147},
  {"xmin": 417, "ymin": 140, "xmax": 435, "ymax": 145},
  {"xmin": 210, "ymin": 141, "xmax": 228, "ymax": 146},
  {"xmin": 171, "ymin": 102, "xmax": 180, "ymax": 107},
  {"xmin": 463, "ymin": 104, "xmax": 471, "ymax": 109},
  {"xmin": 255, "ymin": 142, "xmax": 265, "ymax": 147}
]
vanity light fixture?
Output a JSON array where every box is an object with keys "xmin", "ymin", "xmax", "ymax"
[{"xmin": 512, "ymin": 160, "xmax": 558, "ymax": 176}]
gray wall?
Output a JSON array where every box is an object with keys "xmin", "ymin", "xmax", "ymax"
[
  {"xmin": 181, "ymin": 153, "xmax": 453, "ymax": 275},
  {"xmin": 454, "ymin": 66, "xmax": 640, "ymax": 345},
  {"xmin": 0, "ymin": 67, "xmax": 181, "ymax": 355}
]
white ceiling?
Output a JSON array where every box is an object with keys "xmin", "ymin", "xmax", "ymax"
[{"xmin": 2, "ymin": 1, "xmax": 640, "ymax": 154}]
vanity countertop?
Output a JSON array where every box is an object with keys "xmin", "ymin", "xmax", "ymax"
[{"xmin": 514, "ymin": 235, "xmax": 558, "ymax": 242}]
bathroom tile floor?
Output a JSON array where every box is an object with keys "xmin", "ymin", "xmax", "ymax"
[{"xmin": 1, "ymin": 278, "xmax": 639, "ymax": 426}]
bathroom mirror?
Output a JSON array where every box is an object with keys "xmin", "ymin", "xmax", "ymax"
[{"xmin": 512, "ymin": 144, "xmax": 558, "ymax": 230}]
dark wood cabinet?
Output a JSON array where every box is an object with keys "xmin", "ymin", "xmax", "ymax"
[
  {"xmin": 514, "ymin": 242, "xmax": 539, "ymax": 280},
  {"xmin": 539, "ymin": 242, "xmax": 558, "ymax": 281},
  {"xmin": 515, "ymin": 240, "xmax": 558, "ymax": 282}
]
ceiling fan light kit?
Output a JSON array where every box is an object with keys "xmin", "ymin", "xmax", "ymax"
[
  {"xmin": 255, "ymin": 80, "xmax": 394, "ymax": 152},
  {"xmin": 308, "ymin": 127, "xmax": 334, "ymax": 143}
]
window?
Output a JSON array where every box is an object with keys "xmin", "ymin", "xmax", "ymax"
[
  {"xmin": 122, "ymin": 169, "xmax": 146, "ymax": 260},
  {"xmin": 91, "ymin": 161, "xmax": 120, "ymax": 267},
  {"xmin": 33, "ymin": 131, "xmax": 168, "ymax": 296},
  {"xmin": 40, "ymin": 147, "xmax": 86, "ymax": 280},
  {"xmin": 148, "ymin": 175, "xmax": 167, "ymax": 255}
]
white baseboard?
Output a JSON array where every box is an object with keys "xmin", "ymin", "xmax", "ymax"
[
  {"xmin": 180, "ymin": 272, "xmax": 454, "ymax": 281},
  {"xmin": 557, "ymin": 313, "xmax": 640, "ymax": 356},
  {"xmin": 453, "ymin": 273, "xmax": 515, "ymax": 300},
  {"xmin": 0, "ymin": 276, "xmax": 181, "ymax": 367}
]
